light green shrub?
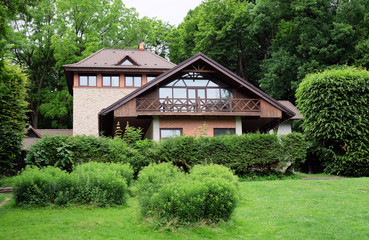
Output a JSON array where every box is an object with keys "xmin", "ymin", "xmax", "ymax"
[{"xmin": 137, "ymin": 163, "xmax": 238, "ymax": 225}]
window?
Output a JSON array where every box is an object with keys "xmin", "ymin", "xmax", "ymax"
[
  {"xmin": 125, "ymin": 75, "xmax": 142, "ymax": 87},
  {"xmin": 102, "ymin": 76, "xmax": 120, "ymax": 87},
  {"xmin": 79, "ymin": 75, "xmax": 97, "ymax": 87},
  {"xmin": 214, "ymin": 128, "xmax": 235, "ymax": 136},
  {"xmin": 160, "ymin": 128, "xmax": 182, "ymax": 139},
  {"xmin": 121, "ymin": 59, "xmax": 134, "ymax": 66},
  {"xmin": 147, "ymin": 76, "xmax": 157, "ymax": 82}
]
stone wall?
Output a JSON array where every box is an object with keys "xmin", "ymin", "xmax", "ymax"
[{"xmin": 73, "ymin": 88, "xmax": 135, "ymax": 136}]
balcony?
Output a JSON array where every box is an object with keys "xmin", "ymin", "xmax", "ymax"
[{"xmin": 136, "ymin": 98, "xmax": 261, "ymax": 116}]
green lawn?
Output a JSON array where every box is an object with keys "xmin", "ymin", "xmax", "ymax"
[{"xmin": 0, "ymin": 178, "xmax": 368, "ymax": 240}]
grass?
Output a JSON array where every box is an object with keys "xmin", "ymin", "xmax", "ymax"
[{"xmin": 1, "ymin": 177, "xmax": 368, "ymax": 239}]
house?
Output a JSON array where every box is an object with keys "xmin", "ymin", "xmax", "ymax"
[
  {"xmin": 64, "ymin": 45, "xmax": 296, "ymax": 140},
  {"xmin": 23, "ymin": 126, "xmax": 73, "ymax": 149}
]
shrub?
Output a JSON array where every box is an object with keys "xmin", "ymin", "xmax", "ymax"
[
  {"xmin": 136, "ymin": 162, "xmax": 181, "ymax": 216},
  {"xmin": 296, "ymin": 67, "xmax": 369, "ymax": 176},
  {"xmin": 71, "ymin": 162, "xmax": 130, "ymax": 206},
  {"xmin": 13, "ymin": 162, "xmax": 132, "ymax": 206},
  {"xmin": 13, "ymin": 166, "xmax": 71, "ymax": 206},
  {"xmin": 137, "ymin": 163, "xmax": 238, "ymax": 225},
  {"xmin": 280, "ymin": 132, "xmax": 307, "ymax": 172}
]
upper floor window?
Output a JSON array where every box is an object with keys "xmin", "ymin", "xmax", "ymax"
[
  {"xmin": 103, "ymin": 75, "xmax": 120, "ymax": 87},
  {"xmin": 121, "ymin": 59, "xmax": 134, "ymax": 66},
  {"xmin": 79, "ymin": 75, "xmax": 96, "ymax": 87},
  {"xmin": 125, "ymin": 75, "xmax": 142, "ymax": 87},
  {"xmin": 147, "ymin": 75, "xmax": 157, "ymax": 83},
  {"xmin": 159, "ymin": 72, "xmax": 233, "ymax": 99}
]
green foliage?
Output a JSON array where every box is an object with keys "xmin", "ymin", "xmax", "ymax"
[
  {"xmin": 122, "ymin": 123, "xmax": 143, "ymax": 146},
  {"xmin": 280, "ymin": 132, "xmax": 307, "ymax": 172},
  {"xmin": 296, "ymin": 67, "xmax": 369, "ymax": 176},
  {"xmin": 137, "ymin": 163, "xmax": 238, "ymax": 225},
  {"xmin": 0, "ymin": 60, "xmax": 28, "ymax": 175},
  {"xmin": 13, "ymin": 162, "xmax": 132, "ymax": 206},
  {"xmin": 13, "ymin": 166, "xmax": 71, "ymax": 206},
  {"xmin": 149, "ymin": 133, "xmax": 305, "ymax": 176}
]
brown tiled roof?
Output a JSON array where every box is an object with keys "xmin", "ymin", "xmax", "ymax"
[
  {"xmin": 99, "ymin": 52, "xmax": 296, "ymax": 119},
  {"xmin": 64, "ymin": 49, "xmax": 176, "ymax": 70},
  {"xmin": 23, "ymin": 128, "xmax": 73, "ymax": 150},
  {"xmin": 278, "ymin": 101, "xmax": 304, "ymax": 120}
]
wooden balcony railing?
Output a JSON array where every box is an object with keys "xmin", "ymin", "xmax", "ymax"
[{"xmin": 136, "ymin": 98, "xmax": 261, "ymax": 113}]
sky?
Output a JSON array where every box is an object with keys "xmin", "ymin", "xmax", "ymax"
[{"xmin": 123, "ymin": 0, "xmax": 204, "ymax": 26}]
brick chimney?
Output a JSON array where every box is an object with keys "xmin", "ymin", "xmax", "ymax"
[{"xmin": 139, "ymin": 42, "xmax": 144, "ymax": 51}]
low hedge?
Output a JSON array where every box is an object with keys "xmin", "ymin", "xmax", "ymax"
[
  {"xmin": 149, "ymin": 133, "xmax": 306, "ymax": 176},
  {"xmin": 25, "ymin": 133, "xmax": 306, "ymax": 177},
  {"xmin": 13, "ymin": 162, "xmax": 133, "ymax": 206},
  {"xmin": 137, "ymin": 163, "xmax": 239, "ymax": 225}
]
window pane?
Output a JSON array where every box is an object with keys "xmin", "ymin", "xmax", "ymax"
[
  {"xmin": 198, "ymin": 89, "xmax": 205, "ymax": 98},
  {"xmin": 173, "ymin": 80, "xmax": 186, "ymax": 86},
  {"xmin": 159, "ymin": 88, "xmax": 172, "ymax": 98},
  {"xmin": 79, "ymin": 76, "xmax": 88, "ymax": 86},
  {"xmin": 147, "ymin": 76, "xmax": 156, "ymax": 82},
  {"xmin": 134, "ymin": 76, "xmax": 142, "ymax": 87},
  {"xmin": 112, "ymin": 76, "xmax": 119, "ymax": 87},
  {"xmin": 207, "ymin": 80, "xmax": 218, "ymax": 87},
  {"xmin": 188, "ymin": 89, "xmax": 196, "ymax": 98},
  {"xmin": 214, "ymin": 128, "xmax": 235, "ymax": 136},
  {"xmin": 207, "ymin": 89, "xmax": 220, "ymax": 98},
  {"xmin": 125, "ymin": 76, "xmax": 133, "ymax": 87},
  {"xmin": 121, "ymin": 59, "xmax": 133, "ymax": 65},
  {"xmin": 89, "ymin": 76, "xmax": 97, "ymax": 86},
  {"xmin": 102, "ymin": 76, "xmax": 110, "ymax": 86},
  {"xmin": 221, "ymin": 89, "xmax": 233, "ymax": 98},
  {"xmin": 184, "ymin": 79, "xmax": 209, "ymax": 87},
  {"xmin": 161, "ymin": 129, "xmax": 181, "ymax": 139},
  {"xmin": 173, "ymin": 88, "xmax": 187, "ymax": 98}
]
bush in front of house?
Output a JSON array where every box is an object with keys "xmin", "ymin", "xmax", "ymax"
[
  {"xmin": 137, "ymin": 163, "xmax": 239, "ymax": 225},
  {"xmin": 13, "ymin": 162, "xmax": 133, "ymax": 206},
  {"xmin": 148, "ymin": 133, "xmax": 305, "ymax": 176},
  {"xmin": 296, "ymin": 67, "xmax": 369, "ymax": 176}
]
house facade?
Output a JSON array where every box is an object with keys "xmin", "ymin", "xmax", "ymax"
[{"xmin": 64, "ymin": 45, "xmax": 296, "ymax": 140}]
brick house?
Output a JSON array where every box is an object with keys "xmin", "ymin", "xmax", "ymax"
[{"xmin": 64, "ymin": 45, "xmax": 296, "ymax": 140}]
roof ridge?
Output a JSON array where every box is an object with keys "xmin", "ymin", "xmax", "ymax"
[{"xmin": 74, "ymin": 48, "xmax": 106, "ymax": 65}]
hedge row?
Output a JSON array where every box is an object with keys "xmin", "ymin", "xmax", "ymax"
[
  {"xmin": 13, "ymin": 162, "xmax": 133, "ymax": 206},
  {"xmin": 137, "ymin": 163, "xmax": 239, "ymax": 224},
  {"xmin": 25, "ymin": 133, "xmax": 306, "ymax": 177}
]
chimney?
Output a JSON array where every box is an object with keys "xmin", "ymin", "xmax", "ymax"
[{"xmin": 139, "ymin": 42, "xmax": 144, "ymax": 51}]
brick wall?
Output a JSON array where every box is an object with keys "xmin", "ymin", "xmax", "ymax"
[
  {"xmin": 73, "ymin": 88, "xmax": 135, "ymax": 136},
  {"xmin": 159, "ymin": 117, "xmax": 236, "ymax": 137}
]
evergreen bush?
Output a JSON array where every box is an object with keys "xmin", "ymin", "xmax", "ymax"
[{"xmin": 296, "ymin": 67, "xmax": 369, "ymax": 176}]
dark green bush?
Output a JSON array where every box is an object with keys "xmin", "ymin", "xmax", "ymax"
[
  {"xmin": 137, "ymin": 163, "xmax": 238, "ymax": 225},
  {"xmin": 148, "ymin": 133, "xmax": 304, "ymax": 176},
  {"xmin": 280, "ymin": 132, "xmax": 307, "ymax": 172},
  {"xmin": 13, "ymin": 162, "xmax": 132, "ymax": 206},
  {"xmin": 296, "ymin": 67, "xmax": 369, "ymax": 176}
]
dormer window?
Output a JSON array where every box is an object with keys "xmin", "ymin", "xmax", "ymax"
[
  {"xmin": 121, "ymin": 59, "xmax": 134, "ymax": 66},
  {"xmin": 117, "ymin": 56, "xmax": 138, "ymax": 66}
]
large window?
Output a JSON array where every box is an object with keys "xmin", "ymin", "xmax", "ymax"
[
  {"xmin": 102, "ymin": 75, "xmax": 120, "ymax": 87},
  {"xmin": 147, "ymin": 75, "xmax": 157, "ymax": 83},
  {"xmin": 79, "ymin": 75, "xmax": 97, "ymax": 87},
  {"xmin": 160, "ymin": 128, "xmax": 182, "ymax": 139},
  {"xmin": 159, "ymin": 72, "xmax": 233, "ymax": 99},
  {"xmin": 125, "ymin": 75, "xmax": 142, "ymax": 87},
  {"xmin": 214, "ymin": 128, "xmax": 235, "ymax": 136}
]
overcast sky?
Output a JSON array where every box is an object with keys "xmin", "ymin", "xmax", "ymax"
[{"xmin": 123, "ymin": 0, "xmax": 204, "ymax": 26}]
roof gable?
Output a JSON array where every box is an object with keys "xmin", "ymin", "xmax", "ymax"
[{"xmin": 99, "ymin": 53, "xmax": 295, "ymax": 117}]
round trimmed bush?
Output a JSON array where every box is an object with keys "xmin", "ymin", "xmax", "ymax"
[{"xmin": 296, "ymin": 67, "xmax": 369, "ymax": 176}]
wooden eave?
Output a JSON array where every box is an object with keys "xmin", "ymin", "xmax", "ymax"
[{"xmin": 99, "ymin": 53, "xmax": 295, "ymax": 118}]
